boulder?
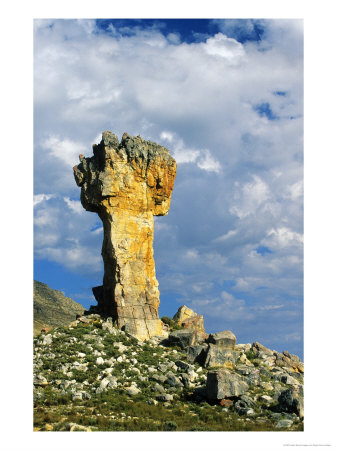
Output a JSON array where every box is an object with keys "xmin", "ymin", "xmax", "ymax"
[
  {"xmin": 207, "ymin": 330, "xmax": 236, "ymax": 349},
  {"xmin": 69, "ymin": 423, "xmax": 92, "ymax": 432},
  {"xmin": 150, "ymin": 373, "xmax": 166, "ymax": 383},
  {"xmin": 173, "ymin": 305, "xmax": 197, "ymax": 323},
  {"xmin": 186, "ymin": 344, "xmax": 208, "ymax": 365},
  {"xmin": 220, "ymin": 398, "xmax": 234, "ymax": 407},
  {"xmin": 277, "ymin": 385, "xmax": 304, "ymax": 419},
  {"xmin": 96, "ymin": 376, "xmax": 118, "ymax": 393},
  {"xmin": 274, "ymin": 351, "xmax": 303, "ymax": 372},
  {"xmin": 204, "ymin": 344, "xmax": 237, "ymax": 368},
  {"xmin": 102, "ymin": 320, "xmax": 118, "ymax": 334},
  {"xmin": 125, "ymin": 385, "xmax": 141, "ymax": 396},
  {"xmin": 172, "ymin": 305, "xmax": 206, "ymax": 336},
  {"xmin": 164, "ymin": 374, "xmax": 183, "ymax": 388},
  {"xmin": 34, "ymin": 374, "xmax": 48, "ymax": 387},
  {"xmin": 275, "ymin": 419, "xmax": 293, "ymax": 429},
  {"xmin": 175, "ymin": 360, "xmax": 192, "ymax": 372},
  {"xmin": 72, "ymin": 391, "xmax": 91, "ymax": 401},
  {"xmin": 156, "ymin": 393, "xmax": 173, "ymax": 402},
  {"xmin": 181, "ymin": 315, "xmax": 206, "ymax": 335},
  {"xmin": 206, "ymin": 369, "xmax": 249, "ymax": 400},
  {"xmin": 168, "ymin": 329, "xmax": 199, "ymax": 349},
  {"xmin": 260, "ymin": 395, "xmax": 273, "ymax": 404},
  {"xmin": 96, "ymin": 357, "xmax": 105, "ymax": 365},
  {"xmin": 151, "ymin": 383, "xmax": 165, "ymax": 394},
  {"xmin": 234, "ymin": 395, "xmax": 256, "ymax": 415},
  {"xmin": 252, "ymin": 341, "xmax": 273, "ymax": 356},
  {"xmin": 180, "ymin": 373, "xmax": 191, "ymax": 388},
  {"xmin": 42, "ymin": 334, "xmax": 53, "ymax": 346}
]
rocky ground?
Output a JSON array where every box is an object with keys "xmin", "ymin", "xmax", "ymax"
[{"xmin": 33, "ymin": 314, "xmax": 304, "ymax": 432}]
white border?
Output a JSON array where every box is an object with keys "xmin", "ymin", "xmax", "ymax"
[{"xmin": 1, "ymin": 1, "xmax": 336, "ymax": 449}]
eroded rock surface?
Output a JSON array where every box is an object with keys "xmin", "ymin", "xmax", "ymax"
[
  {"xmin": 73, "ymin": 131, "xmax": 176, "ymax": 339},
  {"xmin": 173, "ymin": 305, "xmax": 206, "ymax": 336}
]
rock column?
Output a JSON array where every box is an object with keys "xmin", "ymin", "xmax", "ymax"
[{"xmin": 73, "ymin": 131, "xmax": 176, "ymax": 339}]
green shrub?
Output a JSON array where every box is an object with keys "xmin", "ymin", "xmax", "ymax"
[
  {"xmin": 245, "ymin": 349, "xmax": 257, "ymax": 361},
  {"xmin": 161, "ymin": 316, "xmax": 182, "ymax": 331},
  {"xmin": 163, "ymin": 420, "xmax": 178, "ymax": 431}
]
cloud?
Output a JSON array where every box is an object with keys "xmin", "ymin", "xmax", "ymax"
[
  {"xmin": 229, "ymin": 175, "xmax": 271, "ymax": 219},
  {"xmin": 33, "ymin": 193, "xmax": 55, "ymax": 206},
  {"xmin": 263, "ymin": 227, "xmax": 303, "ymax": 249},
  {"xmin": 197, "ymin": 150, "xmax": 221, "ymax": 173},
  {"xmin": 64, "ymin": 197, "xmax": 84, "ymax": 214},
  {"xmin": 213, "ymin": 229, "xmax": 237, "ymax": 242},
  {"xmin": 203, "ymin": 33, "xmax": 245, "ymax": 62},
  {"xmin": 43, "ymin": 136, "xmax": 87, "ymax": 168},
  {"xmin": 34, "ymin": 195, "xmax": 103, "ymax": 275},
  {"xmin": 160, "ymin": 131, "xmax": 220, "ymax": 172}
]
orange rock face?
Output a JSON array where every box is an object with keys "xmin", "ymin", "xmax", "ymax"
[{"xmin": 74, "ymin": 131, "xmax": 176, "ymax": 339}]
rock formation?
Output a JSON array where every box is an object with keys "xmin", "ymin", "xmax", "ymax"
[
  {"xmin": 73, "ymin": 131, "xmax": 176, "ymax": 340},
  {"xmin": 173, "ymin": 305, "xmax": 206, "ymax": 335}
]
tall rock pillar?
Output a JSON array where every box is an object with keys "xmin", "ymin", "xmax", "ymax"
[{"xmin": 73, "ymin": 131, "xmax": 176, "ymax": 340}]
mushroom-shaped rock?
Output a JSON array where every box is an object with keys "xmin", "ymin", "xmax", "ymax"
[{"xmin": 73, "ymin": 131, "xmax": 176, "ymax": 340}]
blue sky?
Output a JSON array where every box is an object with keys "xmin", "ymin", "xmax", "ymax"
[{"xmin": 34, "ymin": 18, "xmax": 304, "ymax": 357}]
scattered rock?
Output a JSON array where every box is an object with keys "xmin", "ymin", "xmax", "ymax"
[
  {"xmin": 277, "ymin": 386, "xmax": 304, "ymax": 419},
  {"xmin": 181, "ymin": 315, "xmax": 206, "ymax": 335},
  {"xmin": 125, "ymin": 385, "xmax": 141, "ymax": 396},
  {"xmin": 102, "ymin": 318, "xmax": 118, "ymax": 334},
  {"xmin": 113, "ymin": 342, "xmax": 128, "ymax": 353},
  {"xmin": 158, "ymin": 363, "xmax": 169, "ymax": 373},
  {"xmin": 164, "ymin": 374, "xmax": 183, "ymax": 388},
  {"xmin": 260, "ymin": 395, "xmax": 273, "ymax": 404},
  {"xmin": 186, "ymin": 344, "xmax": 208, "ymax": 365},
  {"xmin": 34, "ymin": 374, "xmax": 48, "ymax": 387},
  {"xmin": 207, "ymin": 331, "xmax": 236, "ymax": 349},
  {"xmin": 69, "ymin": 423, "xmax": 92, "ymax": 432},
  {"xmin": 252, "ymin": 341, "xmax": 274, "ymax": 356},
  {"xmin": 96, "ymin": 357, "xmax": 105, "ymax": 365},
  {"xmin": 42, "ymin": 334, "xmax": 53, "ymax": 346},
  {"xmin": 72, "ymin": 391, "xmax": 91, "ymax": 401},
  {"xmin": 152, "ymin": 383, "xmax": 166, "ymax": 394},
  {"xmin": 204, "ymin": 344, "xmax": 236, "ymax": 368},
  {"xmin": 96, "ymin": 376, "xmax": 118, "ymax": 393},
  {"xmin": 275, "ymin": 419, "xmax": 293, "ymax": 429},
  {"xmin": 234, "ymin": 395, "xmax": 256, "ymax": 415},
  {"xmin": 33, "ymin": 298, "xmax": 304, "ymax": 431},
  {"xmin": 180, "ymin": 373, "xmax": 192, "ymax": 388},
  {"xmin": 280, "ymin": 374, "xmax": 300, "ymax": 386},
  {"xmin": 206, "ymin": 369, "xmax": 249, "ymax": 400},
  {"xmin": 173, "ymin": 305, "xmax": 197, "ymax": 323},
  {"xmin": 175, "ymin": 360, "xmax": 192, "ymax": 371},
  {"xmin": 156, "ymin": 393, "xmax": 173, "ymax": 402},
  {"xmin": 168, "ymin": 329, "xmax": 199, "ymax": 349},
  {"xmin": 219, "ymin": 398, "xmax": 234, "ymax": 407}
]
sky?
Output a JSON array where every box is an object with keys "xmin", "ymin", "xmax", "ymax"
[{"xmin": 34, "ymin": 18, "xmax": 304, "ymax": 357}]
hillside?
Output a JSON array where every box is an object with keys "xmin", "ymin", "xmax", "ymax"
[
  {"xmin": 34, "ymin": 281, "xmax": 85, "ymax": 336},
  {"xmin": 33, "ymin": 314, "xmax": 304, "ymax": 432}
]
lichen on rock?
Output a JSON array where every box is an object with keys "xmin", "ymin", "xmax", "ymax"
[{"xmin": 73, "ymin": 131, "xmax": 177, "ymax": 340}]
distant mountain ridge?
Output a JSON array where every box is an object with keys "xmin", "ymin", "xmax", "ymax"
[{"xmin": 34, "ymin": 280, "xmax": 85, "ymax": 336}]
